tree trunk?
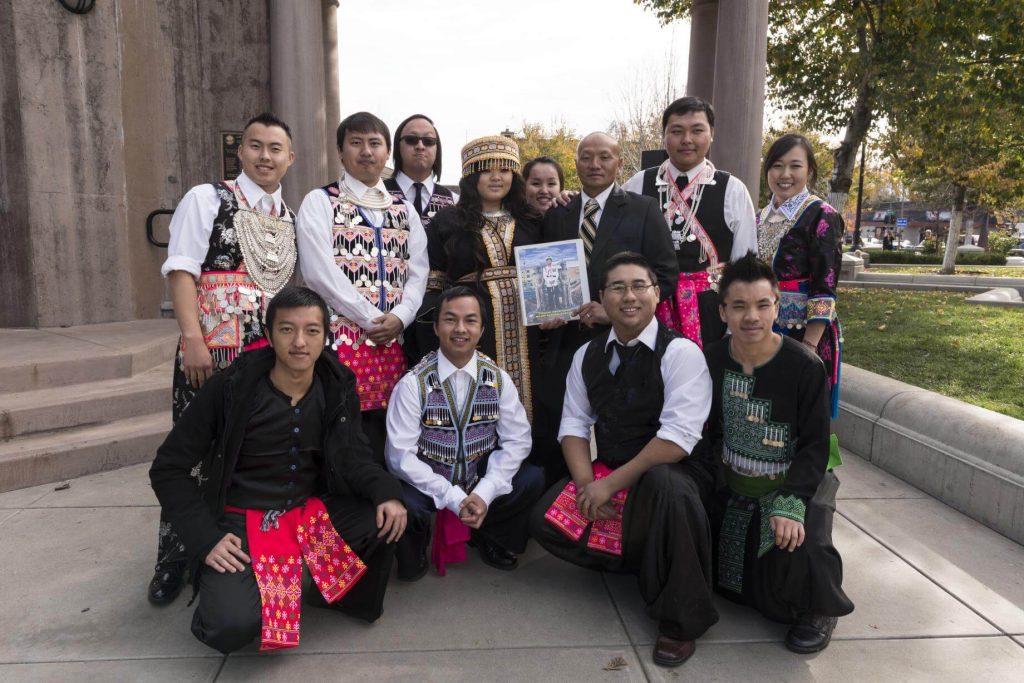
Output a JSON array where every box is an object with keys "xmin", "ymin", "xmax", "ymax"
[
  {"xmin": 828, "ymin": 76, "xmax": 875, "ymax": 212},
  {"xmin": 940, "ymin": 183, "xmax": 967, "ymax": 275}
]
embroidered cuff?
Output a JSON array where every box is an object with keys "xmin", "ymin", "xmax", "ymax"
[
  {"xmin": 806, "ymin": 296, "xmax": 836, "ymax": 323},
  {"xmin": 770, "ymin": 494, "xmax": 806, "ymax": 524},
  {"xmin": 427, "ymin": 269, "xmax": 446, "ymax": 292}
]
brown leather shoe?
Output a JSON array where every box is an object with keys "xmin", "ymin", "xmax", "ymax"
[{"xmin": 652, "ymin": 635, "xmax": 696, "ymax": 667}]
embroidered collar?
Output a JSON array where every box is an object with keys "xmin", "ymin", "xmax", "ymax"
[
  {"xmin": 655, "ymin": 159, "xmax": 716, "ymax": 188},
  {"xmin": 771, "ymin": 189, "xmax": 810, "ymax": 220}
]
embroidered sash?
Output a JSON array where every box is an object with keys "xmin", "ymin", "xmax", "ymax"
[
  {"xmin": 655, "ymin": 271, "xmax": 714, "ymax": 348},
  {"xmin": 544, "ymin": 462, "xmax": 628, "ymax": 556},
  {"xmin": 430, "ymin": 508, "xmax": 471, "ymax": 576},
  {"xmin": 226, "ymin": 498, "xmax": 366, "ymax": 652},
  {"xmin": 660, "ymin": 161, "xmax": 719, "ymax": 270}
]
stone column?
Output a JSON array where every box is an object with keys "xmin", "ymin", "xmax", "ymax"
[
  {"xmin": 686, "ymin": 0, "xmax": 718, "ymax": 102},
  {"xmin": 710, "ymin": 0, "xmax": 769, "ymax": 198},
  {"xmin": 270, "ymin": 0, "xmax": 328, "ymax": 209},
  {"xmin": 322, "ymin": 0, "xmax": 341, "ymax": 180}
]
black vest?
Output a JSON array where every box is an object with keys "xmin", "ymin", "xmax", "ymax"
[
  {"xmin": 581, "ymin": 323, "xmax": 678, "ymax": 466},
  {"xmin": 384, "ymin": 177, "xmax": 455, "ymax": 228},
  {"xmin": 641, "ymin": 167, "xmax": 732, "ymax": 272}
]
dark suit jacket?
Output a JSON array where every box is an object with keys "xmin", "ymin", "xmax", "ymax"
[{"xmin": 540, "ymin": 185, "xmax": 678, "ymax": 301}]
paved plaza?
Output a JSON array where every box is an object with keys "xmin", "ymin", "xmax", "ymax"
[{"xmin": 0, "ymin": 451, "xmax": 1022, "ymax": 682}]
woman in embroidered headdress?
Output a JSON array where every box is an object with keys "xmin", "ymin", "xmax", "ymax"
[
  {"xmin": 757, "ymin": 133, "xmax": 844, "ymax": 418},
  {"xmin": 421, "ymin": 135, "xmax": 542, "ymax": 420}
]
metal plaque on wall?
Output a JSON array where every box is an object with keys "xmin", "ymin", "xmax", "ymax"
[{"xmin": 221, "ymin": 131, "xmax": 243, "ymax": 180}]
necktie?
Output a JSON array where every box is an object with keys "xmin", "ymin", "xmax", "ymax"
[
  {"xmin": 612, "ymin": 341, "xmax": 641, "ymax": 377},
  {"xmin": 674, "ymin": 172, "xmax": 689, "ymax": 192},
  {"xmin": 259, "ymin": 195, "xmax": 275, "ymax": 216},
  {"xmin": 580, "ymin": 198, "xmax": 599, "ymax": 263},
  {"xmin": 413, "ymin": 182, "xmax": 425, "ymax": 216}
]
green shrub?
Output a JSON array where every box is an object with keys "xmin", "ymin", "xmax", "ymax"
[
  {"xmin": 860, "ymin": 249, "xmax": 1007, "ymax": 265},
  {"xmin": 987, "ymin": 230, "xmax": 1018, "ymax": 256}
]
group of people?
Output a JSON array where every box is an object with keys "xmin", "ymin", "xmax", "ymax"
[{"xmin": 148, "ymin": 96, "xmax": 853, "ymax": 667}]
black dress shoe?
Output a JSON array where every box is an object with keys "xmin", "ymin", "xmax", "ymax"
[
  {"xmin": 785, "ymin": 614, "xmax": 838, "ymax": 653},
  {"xmin": 652, "ymin": 635, "xmax": 696, "ymax": 667},
  {"xmin": 396, "ymin": 549, "xmax": 430, "ymax": 582},
  {"xmin": 475, "ymin": 537, "xmax": 518, "ymax": 571},
  {"xmin": 147, "ymin": 561, "xmax": 187, "ymax": 605}
]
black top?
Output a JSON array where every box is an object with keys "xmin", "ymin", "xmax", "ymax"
[
  {"xmin": 640, "ymin": 167, "xmax": 732, "ymax": 272},
  {"xmin": 581, "ymin": 323, "xmax": 678, "ymax": 466},
  {"xmin": 226, "ymin": 376, "xmax": 325, "ymax": 510}
]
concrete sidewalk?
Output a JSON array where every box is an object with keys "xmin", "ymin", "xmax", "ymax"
[{"xmin": 0, "ymin": 452, "xmax": 1022, "ymax": 682}]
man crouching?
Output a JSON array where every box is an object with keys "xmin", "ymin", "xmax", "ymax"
[{"xmin": 150, "ymin": 286, "xmax": 407, "ymax": 654}]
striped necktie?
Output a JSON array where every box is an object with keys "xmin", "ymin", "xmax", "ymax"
[{"xmin": 580, "ymin": 198, "xmax": 599, "ymax": 263}]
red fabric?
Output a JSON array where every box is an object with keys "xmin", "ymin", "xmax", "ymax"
[
  {"xmin": 430, "ymin": 508, "xmax": 471, "ymax": 576},
  {"xmin": 543, "ymin": 462, "xmax": 629, "ymax": 556},
  {"xmin": 335, "ymin": 340, "xmax": 407, "ymax": 412},
  {"xmin": 244, "ymin": 337, "xmax": 270, "ymax": 352},
  {"xmin": 655, "ymin": 271, "xmax": 714, "ymax": 349},
  {"xmin": 227, "ymin": 498, "xmax": 366, "ymax": 652}
]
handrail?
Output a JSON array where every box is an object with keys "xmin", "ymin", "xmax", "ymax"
[{"xmin": 146, "ymin": 209, "xmax": 175, "ymax": 248}]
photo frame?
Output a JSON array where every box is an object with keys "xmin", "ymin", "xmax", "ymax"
[{"xmin": 514, "ymin": 239, "xmax": 591, "ymax": 326}]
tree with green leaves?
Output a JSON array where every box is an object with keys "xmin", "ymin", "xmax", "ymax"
[
  {"xmin": 513, "ymin": 121, "xmax": 581, "ymax": 191},
  {"xmin": 634, "ymin": 1, "xmax": 1024, "ymax": 218}
]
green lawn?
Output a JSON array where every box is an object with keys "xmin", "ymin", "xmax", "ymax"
[
  {"xmin": 839, "ymin": 287, "xmax": 1024, "ymax": 420},
  {"xmin": 867, "ymin": 265, "xmax": 1024, "ymax": 277}
]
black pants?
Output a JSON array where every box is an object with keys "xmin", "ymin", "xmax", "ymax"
[
  {"xmin": 530, "ymin": 459, "xmax": 720, "ymax": 641},
  {"xmin": 190, "ymin": 495, "xmax": 395, "ymax": 654},
  {"xmin": 395, "ymin": 462, "xmax": 546, "ymax": 572},
  {"xmin": 362, "ymin": 408, "xmax": 388, "ymax": 467}
]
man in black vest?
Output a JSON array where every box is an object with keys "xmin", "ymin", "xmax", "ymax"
[
  {"xmin": 384, "ymin": 114, "xmax": 457, "ymax": 228},
  {"xmin": 623, "ymin": 97, "xmax": 756, "ymax": 348},
  {"xmin": 531, "ymin": 132, "xmax": 678, "ymax": 485},
  {"xmin": 530, "ymin": 252, "xmax": 717, "ymax": 668}
]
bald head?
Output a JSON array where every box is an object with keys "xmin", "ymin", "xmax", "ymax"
[{"xmin": 576, "ymin": 131, "xmax": 623, "ymax": 196}]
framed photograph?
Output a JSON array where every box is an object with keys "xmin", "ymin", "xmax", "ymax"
[{"xmin": 514, "ymin": 239, "xmax": 591, "ymax": 326}]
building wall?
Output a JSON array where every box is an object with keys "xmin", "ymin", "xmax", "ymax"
[{"xmin": 0, "ymin": 0, "xmax": 270, "ymax": 327}]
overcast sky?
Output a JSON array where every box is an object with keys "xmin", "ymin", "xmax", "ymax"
[{"xmin": 337, "ymin": 0, "xmax": 690, "ymax": 184}]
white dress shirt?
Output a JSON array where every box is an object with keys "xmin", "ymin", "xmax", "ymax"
[
  {"xmin": 577, "ymin": 183, "xmax": 616, "ymax": 231},
  {"xmin": 558, "ymin": 316, "xmax": 711, "ymax": 454},
  {"xmin": 394, "ymin": 170, "xmax": 459, "ymax": 205},
  {"xmin": 295, "ymin": 173, "xmax": 428, "ymax": 331},
  {"xmin": 161, "ymin": 172, "xmax": 284, "ymax": 278},
  {"xmin": 623, "ymin": 158, "xmax": 757, "ymax": 262},
  {"xmin": 385, "ymin": 350, "xmax": 533, "ymax": 514}
]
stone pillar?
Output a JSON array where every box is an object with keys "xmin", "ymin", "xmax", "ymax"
[
  {"xmin": 270, "ymin": 0, "xmax": 328, "ymax": 209},
  {"xmin": 710, "ymin": 0, "xmax": 769, "ymax": 199},
  {"xmin": 322, "ymin": 0, "xmax": 341, "ymax": 180},
  {"xmin": 686, "ymin": 0, "xmax": 718, "ymax": 102}
]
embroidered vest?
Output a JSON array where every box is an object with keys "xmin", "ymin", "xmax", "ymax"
[
  {"xmin": 412, "ymin": 351, "xmax": 503, "ymax": 490},
  {"xmin": 384, "ymin": 177, "xmax": 456, "ymax": 228},
  {"xmin": 581, "ymin": 324, "xmax": 677, "ymax": 466},
  {"xmin": 196, "ymin": 181, "xmax": 295, "ymax": 358},
  {"xmin": 720, "ymin": 370, "xmax": 794, "ymax": 481},
  {"xmin": 641, "ymin": 167, "xmax": 732, "ymax": 272}
]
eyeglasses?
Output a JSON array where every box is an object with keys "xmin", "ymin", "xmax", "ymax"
[
  {"xmin": 604, "ymin": 283, "xmax": 655, "ymax": 296},
  {"xmin": 400, "ymin": 135, "xmax": 438, "ymax": 147}
]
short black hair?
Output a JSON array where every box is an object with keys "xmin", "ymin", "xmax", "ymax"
[
  {"xmin": 244, "ymin": 112, "xmax": 292, "ymax": 141},
  {"xmin": 393, "ymin": 114, "xmax": 442, "ymax": 181},
  {"xmin": 602, "ymin": 251, "xmax": 658, "ymax": 289},
  {"xmin": 522, "ymin": 155, "xmax": 565, "ymax": 191},
  {"xmin": 661, "ymin": 96, "xmax": 715, "ymax": 131},
  {"xmin": 718, "ymin": 252, "xmax": 780, "ymax": 303},
  {"xmin": 265, "ymin": 286, "xmax": 330, "ymax": 335},
  {"xmin": 432, "ymin": 286, "xmax": 489, "ymax": 329},
  {"xmin": 763, "ymin": 133, "xmax": 819, "ymax": 189},
  {"xmin": 336, "ymin": 111, "xmax": 391, "ymax": 151}
]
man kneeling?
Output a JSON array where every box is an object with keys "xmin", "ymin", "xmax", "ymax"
[
  {"xmin": 704, "ymin": 254, "xmax": 854, "ymax": 653},
  {"xmin": 150, "ymin": 286, "xmax": 407, "ymax": 654},
  {"xmin": 530, "ymin": 252, "xmax": 719, "ymax": 668},
  {"xmin": 385, "ymin": 287, "xmax": 544, "ymax": 579}
]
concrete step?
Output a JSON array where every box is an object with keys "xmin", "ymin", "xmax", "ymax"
[
  {"xmin": 0, "ymin": 319, "xmax": 179, "ymax": 393},
  {"xmin": 0, "ymin": 362, "xmax": 173, "ymax": 440},
  {"xmin": 0, "ymin": 411, "xmax": 171, "ymax": 493}
]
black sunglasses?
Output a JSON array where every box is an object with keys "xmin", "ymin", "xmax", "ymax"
[{"xmin": 400, "ymin": 135, "xmax": 438, "ymax": 147}]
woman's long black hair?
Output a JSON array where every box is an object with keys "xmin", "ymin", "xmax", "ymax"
[{"xmin": 445, "ymin": 170, "xmax": 540, "ymax": 275}]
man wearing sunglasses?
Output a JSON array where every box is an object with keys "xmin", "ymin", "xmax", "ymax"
[
  {"xmin": 385, "ymin": 114, "xmax": 458, "ymax": 228},
  {"xmin": 531, "ymin": 251, "xmax": 717, "ymax": 669}
]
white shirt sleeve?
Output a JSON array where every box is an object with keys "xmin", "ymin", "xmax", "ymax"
[
  {"xmin": 557, "ymin": 343, "xmax": 597, "ymax": 442},
  {"xmin": 385, "ymin": 373, "xmax": 466, "ymax": 513},
  {"xmin": 724, "ymin": 175, "xmax": 758, "ymax": 261},
  {"xmin": 472, "ymin": 369, "xmax": 533, "ymax": 507},
  {"xmin": 295, "ymin": 188, "xmax": 384, "ymax": 330},
  {"xmin": 161, "ymin": 184, "xmax": 220, "ymax": 279},
  {"xmin": 389, "ymin": 204, "xmax": 428, "ymax": 329},
  {"xmin": 656, "ymin": 338, "xmax": 712, "ymax": 453},
  {"xmin": 621, "ymin": 170, "xmax": 645, "ymax": 195}
]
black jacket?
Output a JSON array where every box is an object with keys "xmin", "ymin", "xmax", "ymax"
[{"xmin": 149, "ymin": 347, "xmax": 402, "ymax": 564}]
